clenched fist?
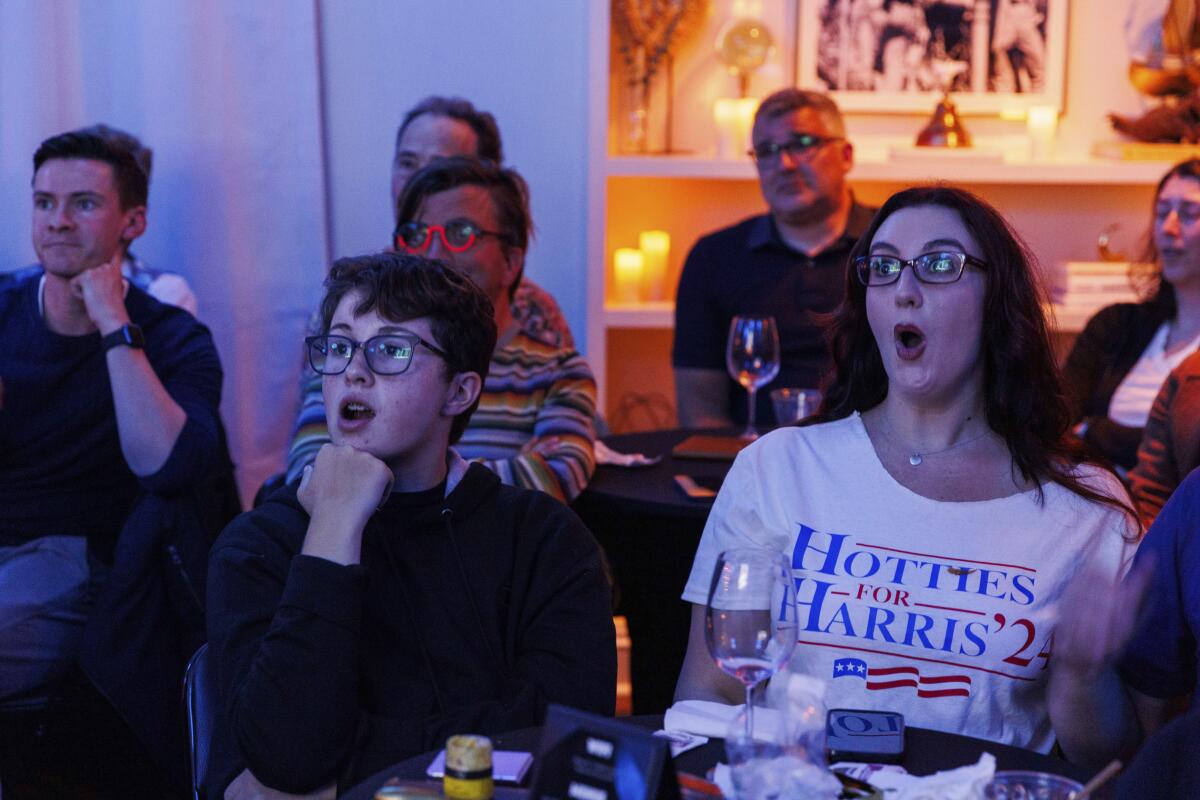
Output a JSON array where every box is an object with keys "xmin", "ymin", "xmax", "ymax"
[
  {"xmin": 71, "ymin": 251, "xmax": 130, "ymax": 334},
  {"xmin": 297, "ymin": 444, "xmax": 394, "ymax": 566}
]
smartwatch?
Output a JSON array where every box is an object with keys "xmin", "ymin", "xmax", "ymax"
[{"xmin": 101, "ymin": 323, "xmax": 145, "ymax": 352}]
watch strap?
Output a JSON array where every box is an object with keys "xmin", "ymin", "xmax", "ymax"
[{"xmin": 101, "ymin": 323, "xmax": 145, "ymax": 352}]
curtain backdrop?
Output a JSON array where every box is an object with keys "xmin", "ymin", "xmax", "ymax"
[{"xmin": 0, "ymin": 1, "xmax": 330, "ymax": 503}]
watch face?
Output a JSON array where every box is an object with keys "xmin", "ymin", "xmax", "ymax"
[{"xmin": 126, "ymin": 324, "xmax": 145, "ymax": 348}]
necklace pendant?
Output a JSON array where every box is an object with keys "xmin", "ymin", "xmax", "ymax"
[{"xmin": 908, "ymin": 453, "xmax": 923, "ymax": 466}]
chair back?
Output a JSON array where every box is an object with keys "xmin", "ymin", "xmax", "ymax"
[{"xmin": 182, "ymin": 643, "xmax": 215, "ymax": 800}]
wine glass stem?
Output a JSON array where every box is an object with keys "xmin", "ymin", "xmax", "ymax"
[
  {"xmin": 744, "ymin": 386, "xmax": 758, "ymax": 439},
  {"xmin": 744, "ymin": 683, "xmax": 755, "ymax": 740}
]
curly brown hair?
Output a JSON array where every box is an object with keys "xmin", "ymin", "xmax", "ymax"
[{"xmin": 319, "ymin": 252, "xmax": 497, "ymax": 443}]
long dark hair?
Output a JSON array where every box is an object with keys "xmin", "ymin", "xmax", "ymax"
[
  {"xmin": 813, "ymin": 185, "xmax": 1136, "ymax": 527},
  {"xmin": 1130, "ymin": 158, "xmax": 1200, "ymax": 309}
]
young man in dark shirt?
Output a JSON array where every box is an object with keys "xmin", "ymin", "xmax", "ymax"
[
  {"xmin": 0, "ymin": 126, "xmax": 226, "ymax": 799},
  {"xmin": 207, "ymin": 253, "xmax": 615, "ymax": 797}
]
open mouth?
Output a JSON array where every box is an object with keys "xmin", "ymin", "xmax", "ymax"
[
  {"xmin": 894, "ymin": 324, "xmax": 927, "ymax": 360},
  {"xmin": 340, "ymin": 400, "xmax": 376, "ymax": 422}
]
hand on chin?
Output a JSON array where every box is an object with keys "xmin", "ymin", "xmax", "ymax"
[{"xmin": 298, "ymin": 443, "xmax": 394, "ymax": 519}]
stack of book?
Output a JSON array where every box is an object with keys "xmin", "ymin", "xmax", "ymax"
[{"xmin": 1049, "ymin": 261, "xmax": 1141, "ymax": 332}]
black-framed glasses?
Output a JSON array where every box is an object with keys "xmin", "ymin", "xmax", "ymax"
[
  {"xmin": 305, "ymin": 333, "xmax": 447, "ymax": 376},
  {"xmin": 855, "ymin": 251, "xmax": 988, "ymax": 286},
  {"xmin": 748, "ymin": 134, "xmax": 842, "ymax": 165},
  {"xmin": 394, "ymin": 220, "xmax": 510, "ymax": 254}
]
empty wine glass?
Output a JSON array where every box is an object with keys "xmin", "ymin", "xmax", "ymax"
[
  {"xmin": 705, "ymin": 547, "xmax": 798, "ymax": 742},
  {"xmin": 726, "ymin": 316, "xmax": 781, "ymax": 439}
]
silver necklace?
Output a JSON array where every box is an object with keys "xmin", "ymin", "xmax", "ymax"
[{"xmin": 879, "ymin": 423, "xmax": 991, "ymax": 466}]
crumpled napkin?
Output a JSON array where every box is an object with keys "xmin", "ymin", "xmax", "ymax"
[
  {"xmin": 847, "ymin": 752, "xmax": 996, "ymax": 800},
  {"xmin": 594, "ymin": 440, "xmax": 662, "ymax": 467},
  {"xmin": 663, "ymin": 699, "xmax": 783, "ymax": 740}
]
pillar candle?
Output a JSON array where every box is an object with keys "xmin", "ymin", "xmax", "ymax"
[
  {"xmin": 639, "ymin": 230, "xmax": 670, "ymax": 301},
  {"xmin": 1027, "ymin": 106, "xmax": 1058, "ymax": 160},
  {"xmin": 713, "ymin": 97, "xmax": 758, "ymax": 159},
  {"xmin": 613, "ymin": 248, "xmax": 644, "ymax": 304}
]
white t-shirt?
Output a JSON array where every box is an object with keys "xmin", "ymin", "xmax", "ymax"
[
  {"xmin": 1108, "ymin": 323, "xmax": 1200, "ymax": 427},
  {"xmin": 681, "ymin": 414, "xmax": 1136, "ymax": 753}
]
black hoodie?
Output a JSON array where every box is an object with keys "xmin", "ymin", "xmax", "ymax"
[{"xmin": 205, "ymin": 461, "xmax": 615, "ymax": 796}]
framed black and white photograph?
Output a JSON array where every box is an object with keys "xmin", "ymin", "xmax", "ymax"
[{"xmin": 797, "ymin": 0, "xmax": 1067, "ymax": 113}]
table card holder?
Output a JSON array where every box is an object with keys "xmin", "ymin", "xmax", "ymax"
[{"xmin": 528, "ymin": 705, "xmax": 681, "ymax": 800}]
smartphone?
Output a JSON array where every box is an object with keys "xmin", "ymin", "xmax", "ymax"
[
  {"xmin": 825, "ymin": 708, "xmax": 905, "ymax": 764},
  {"xmin": 673, "ymin": 474, "xmax": 722, "ymax": 499}
]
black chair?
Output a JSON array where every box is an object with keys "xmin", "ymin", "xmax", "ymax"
[{"xmin": 183, "ymin": 643, "xmax": 215, "ymax": 800}]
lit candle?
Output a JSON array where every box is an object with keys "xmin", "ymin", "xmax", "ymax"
[
  {"xmin": 612, "ymin": 248, "xmax": 644, "ymax": 304},
  {"xmin": 713, "ymin": 97, "xmax": 759, "ymax": 159},
  {"xmin": 1027, "ymin": 106, "xmax": 1058, "ymax": 160},
  {"xmin": 639, "ymin": 230, "xmax": 670, "ymax": 301}
]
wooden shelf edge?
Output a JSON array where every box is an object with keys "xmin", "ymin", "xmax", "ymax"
[
  {"xmin": 603, "ymin": 303, "xmax": 674, "ymax": 328},
  {"xmin": 606, "ymin": 155, "xmax": 1170, "ymax": 185}
]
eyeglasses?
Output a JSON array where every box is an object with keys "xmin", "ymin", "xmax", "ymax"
[
  {"xmin": 748, "ymin": 134, "xmax": 842, "ymax": 165},
  {"xmin": 855, "ymin": 251, "xmax": 988, "ymax": 286},
  {"xmin": 305, "ymin": 333, "xmax": 447, "ymax": 376},
  {"xmin": 394, "ymin": 220, "xmax": 510, "ymax": 254}
]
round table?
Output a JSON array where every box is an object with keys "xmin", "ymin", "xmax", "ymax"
[
  {"xmin": 579, "ymin": 428, "xmax": 739, "ymax": 518},
  {"xmin": 341, "ymin": 714, "xmax": 1101, "ymax": 799},
  {"xmin": 571, "ymin": 429, "xmax": 740, "ymax": 713}
]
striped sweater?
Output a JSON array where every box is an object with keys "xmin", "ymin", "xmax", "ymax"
[
  {"xmin": 454, "ymin": 331, "xmax": 596, "ymax": 503},
  {"xmin": 286, "ymin": 331, "xmax": 596, "ymax": 503}
]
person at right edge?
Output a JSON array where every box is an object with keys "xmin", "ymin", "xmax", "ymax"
[{"xmin": 1064, "ymin": 159, "xmax": 1200, "ymax": 473}]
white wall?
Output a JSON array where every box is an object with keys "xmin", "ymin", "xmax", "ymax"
[
  {"xmin": 318, "ymin": 0, "xmax": 593, "ymax": 352},
  {"xmin": 0, "ymin": 2, "xmax": 330, "ymax": 501}
]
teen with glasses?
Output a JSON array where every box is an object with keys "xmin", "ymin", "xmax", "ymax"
[
  {"xmin": 206, "ymin": 253, "xmax": 615, "ymax": 798},
  {"xmin": 675, "ymin": 186, "xmax": 1137, "ymax": 755},
  {"xmin": 673, "ymin": 88, "xmax": 875, "ymax": 430},
  {"xmin": 291, "ymin": 157, "xmax": 596, "ymax": 505}
]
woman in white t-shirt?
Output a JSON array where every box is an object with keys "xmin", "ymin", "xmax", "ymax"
[
  {"xmin": 675, "ymin": 186, "xmax": 1138, "ymax": 753},
  {"xmin": 1064, "ymin": 158, "xmax": 1200, "ymax": 471}
]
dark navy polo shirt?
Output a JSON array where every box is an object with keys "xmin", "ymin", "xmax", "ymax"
[{"xmin": 671, "ymin": 202, "xmax": 875, "ymax": 425}]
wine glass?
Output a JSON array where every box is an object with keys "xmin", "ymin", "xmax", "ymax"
[
  {"xmin": 705, "ymin": 547, "xmax": 798, "ymax": 742},
  {"xmin": 726, "ymin": 316, "xmax": 781, "ymax": 439}
]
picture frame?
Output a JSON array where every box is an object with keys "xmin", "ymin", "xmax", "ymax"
[{"xmin": 796, "ymin": 0, "xmax": 1068, "ymax": 114}]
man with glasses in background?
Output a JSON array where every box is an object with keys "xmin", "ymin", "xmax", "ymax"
[
  {"xmin": 672, "ymin": 88, "xmax": 875, "ymax": 428},
  {"xmin": 207, "ymin": 253, "xmax": 614, "ymax": 798},
  {"xmin": 290, "ymin": 157, "xmax": 596, "ymax": 504}
]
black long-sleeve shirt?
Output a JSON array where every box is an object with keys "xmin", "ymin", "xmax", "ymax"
[
  {"xmin": 205, "ymin": 462, "xmax": 615, "ymax": 796},
  {"xmin": 1062, "ymin": 297, "xmax": 1173, "ymax": 470}
]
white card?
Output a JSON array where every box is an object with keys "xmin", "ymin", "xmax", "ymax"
[{"xmin": 425, "ymin": 749, "xmax": 534, "ymax": 783}]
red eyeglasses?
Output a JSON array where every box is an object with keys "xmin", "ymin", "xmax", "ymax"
[{"xmin": 394, "ymin": 220, "xmax": 510, "ymax": 254}]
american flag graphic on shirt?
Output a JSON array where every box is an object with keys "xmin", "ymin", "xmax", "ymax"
[{"xmin": 833, "ymin": 657, "xmax": 972, "ymax": 698}]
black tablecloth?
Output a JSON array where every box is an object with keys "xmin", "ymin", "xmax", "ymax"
[
  {"xmin": 341, "ymin": 715, "xmax": 1103, "ymax": 799},
  {"xmin": 572, "ymin": 429, "xmax": 739, "ymax": 713}
]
